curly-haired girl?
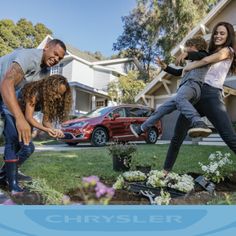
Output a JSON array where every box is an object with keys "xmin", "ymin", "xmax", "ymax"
[
  {"xmin": 0, "ymin": 74, "xmax": 72, "ymax": 194},
  {"xmin": 20, "ymin": 74, "xmax": 72, "ymax": 137}
]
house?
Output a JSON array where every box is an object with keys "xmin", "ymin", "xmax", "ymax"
[
  {"xmin": 135, "ymin": 0, "xmax": 236, "ymax": 139},
  {"xmin": 38, "ymin": 35, "xmax": 140, "ymax": 115}
]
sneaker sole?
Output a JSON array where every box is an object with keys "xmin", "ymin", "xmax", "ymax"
[
  {"xmin": 188, "ymin": 128, "xmax": 212, "ymax": 138},
  {"xmin": 130, "ymin": 125, "xmax": 140, "ymax": 138}
]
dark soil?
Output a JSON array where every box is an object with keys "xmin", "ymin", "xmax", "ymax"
[{"xmin": 69, "ymin": 172, "xmax": 236, "ymax": 205}]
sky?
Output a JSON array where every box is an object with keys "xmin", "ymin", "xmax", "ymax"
[{"xmin": 0, "ymin": 0, "xmax": 136, "ymax": 57}]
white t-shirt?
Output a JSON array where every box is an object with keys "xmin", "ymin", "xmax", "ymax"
[{"xmin": 204, "ymin": 47, "xmax": 234, "ymax": 90}]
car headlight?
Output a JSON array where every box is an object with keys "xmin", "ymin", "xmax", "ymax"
[{"xmin": 69, "ymin": 121, "xmax": 89, "ymax": 128}]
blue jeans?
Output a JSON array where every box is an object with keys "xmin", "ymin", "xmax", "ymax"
[
  {"xmin": 164, "ymin": 83, "xmax": 236, "ymax": 171},
  {"xmin": 2, "ymin": 114, "xmax": 35, "ymax": 163},
  {"xmin": 141, "ymin": 80, "xmax": 202, "ymax": 131}
]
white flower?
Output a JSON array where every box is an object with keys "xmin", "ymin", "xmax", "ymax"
[
  {"xmin": 199, "ymin": 151, "xmax": 233, "ymax": 183},
  {"xmin": 113, "ymin": 175, "xmax": 124, "ymax": 190},
  {"xmin": 123, "ymin": 171, "xmax": 147, "ymax": 182},
  {"xmin": 208, "ymin": 153, "xmax": 216, "ymax": 160},
  {"xmin": 147, "ymin": 171, "xmax": 194, "ymax": 193},
  {"xmin": 153, "ymin": 189, "xmax": 171, "ymax": 205}
]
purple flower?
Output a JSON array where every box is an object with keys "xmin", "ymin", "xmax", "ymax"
[
  {"xmin": 95, "ymin": 182, "xmax": 107, "ymax": 198},
  {"xmin": 106, "ymin": 187, "xmax": 115, "ymax": 198},
  {"xmin": 95, "ymin": 182, "xmax": 115, "ymax": 198},
  {"xmin": 82, "ymin": 176, "xmax": 100, "ymax": 184}
]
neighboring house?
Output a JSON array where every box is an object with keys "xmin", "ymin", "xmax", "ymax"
[
  {"xmin": 135, "ymin": 0, "xmax": 236, "ymax": 140},
  {"xmin": 37, "ymin": 36, "xmax": 140, "ymax": 115}
]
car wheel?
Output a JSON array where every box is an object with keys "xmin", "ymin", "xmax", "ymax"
[
  {"xmin": 145, "ymin": 128, "xmax": 158, "ymax": 144},
  {"xmin": 91, "ymin": 127, "xmax": 108, "ymax": 147},
  {"xmin": 66, "ymin": 142, "xmax": 78, "ymax": 146}
]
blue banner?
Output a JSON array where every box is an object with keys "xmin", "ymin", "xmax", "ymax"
[{"xmin": 0, "ymin": 205, "xmax": 236, "ymax": 236}]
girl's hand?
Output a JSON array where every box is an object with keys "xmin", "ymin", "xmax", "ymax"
[
  {"xmin": 53, "ymin": 129, "xmax": 65, "ymax": 138},
  {"xmin": 46, "ymin": 128, "xmax": 65, "ymax": 138},
  {"xmin": 156, "ymin": 57, "xmax": 167, "ymax": 69},
  {"xmin": 46, "ymin": 128, "xmax": 57, "ymax": 137}
]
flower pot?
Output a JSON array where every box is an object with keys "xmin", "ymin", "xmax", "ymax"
[
  {"xmin": 136, "ymin": 165, "xmax": 151, "ymax": 174},
  {"xmin": 112, "ymin": 155, "xmax": 131, "ymax": 171}
]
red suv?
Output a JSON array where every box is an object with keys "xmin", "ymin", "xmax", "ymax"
[{"xmin": 60, "ymin": 104, "xmax": 162, "ymax": 146}]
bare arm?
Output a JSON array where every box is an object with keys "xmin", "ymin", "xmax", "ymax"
[
  {"xmin": 42, "ymin": 115, "xmax": 53, "ymax": 128},
  {"xmin": 0, "ymin": 62, "xmax": 31, "ymax": 144},
  {"xmin": 184, "ymin": 47, "xmax": 232, "ymax": 72},
  {"xmin": 25, "ymin": 99, "xmax": 63, "ymax": 138},
  {"xmin": 25, "ymin": 96, "xmax": 49, "ymax": 132}
]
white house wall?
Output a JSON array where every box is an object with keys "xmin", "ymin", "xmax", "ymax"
[
  {"xmin": 105, "ymin": 62, "xmax": 136, "ymax": 74},
  {"xmin": 110, "ymin": 73, "xmax": 117, "ymax": 82},
  {"xmin": 93, "ymin": 69, "xmax": 111, "ymax": 91},
  {"xmin": 61, "ymin": 61, "xmax": 73, "ymax": 82},
  {"xmin": 105, "ymin": 64, "xmax": 126, "ymax": 74},
  {"xmin": 207, "ymin": 0, "xmax": 236, "ymax": 30},
  {"xmin": 71, "ymin": 60, "xmax": 94, "ymax": 87}
]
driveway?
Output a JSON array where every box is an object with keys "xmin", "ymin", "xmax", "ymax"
[{"xmin": 0, "ymin": 140, "xmax": 191, "ymax": 154}]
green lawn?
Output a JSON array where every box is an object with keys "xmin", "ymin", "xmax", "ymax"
[{"xmin": 1, "ymin": 144, "xmax": 234, "ymax": 194}]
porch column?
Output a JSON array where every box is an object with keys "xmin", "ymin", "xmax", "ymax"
[
  {"xmin": 92, "ymin": 95, "xmax": 96, "ymax": 110},
  {"xmin": 71, "ymin": 87, "xmax": 76, "ymax": 115}
]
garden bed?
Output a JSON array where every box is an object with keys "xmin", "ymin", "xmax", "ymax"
[
  {"xmin": 69, "ymin": 172, "xmax": 236, "ymax": 205},
  {"xmin": 2, "ymin": 172, "xmax": 236, "ymax": 205}
]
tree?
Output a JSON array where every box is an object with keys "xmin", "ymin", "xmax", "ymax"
[
  {"xmin": 158, "ymin": 0, "xmax": 219, "ymax": 61},
  {"xmin": 113, "ymin": 1, "xmax": 161, "ymax": 81},
  {"xmin": 0, "ymin": 18, "xmax": 52, "ymax": 56},
  {"xmin": 113, "ymin": 0, "xmax": 219, "ymax": 79},
  {"xmin": 108, "ymin": 71, "xmax": 146, "ymax": 104}
]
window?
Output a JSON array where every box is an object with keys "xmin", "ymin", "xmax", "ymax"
[
  {"xmin": 127, "ymin": 107, "xmax": 152, "ymax": 117},
  {"xmin": 96, "ymin": 101, "xmax": 104, "ymax": 107},
  {"xmin": 50, "ymin": 63, "xmax": 63, "ymax": 75},
  {"xmin": 111, "ymin": 108, "xmax": 126, "ymax": 117}
]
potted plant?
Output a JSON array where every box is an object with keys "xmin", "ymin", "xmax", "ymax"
[{"xmin": 108, "ymin": 142, "xmax": 137, "ymax": 171}]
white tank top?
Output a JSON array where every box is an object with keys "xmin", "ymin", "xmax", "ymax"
[{"xmin": 204, "ymin": 47, "xmax": 234, "ymax": 90}]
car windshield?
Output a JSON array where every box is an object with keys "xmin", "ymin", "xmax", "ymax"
[{"xmin": 84, "ymin": 107, "xmax": 111, "ymax": 118}]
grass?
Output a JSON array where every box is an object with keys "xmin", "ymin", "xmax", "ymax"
[{"xmin": 1, "ymin": 144, "xmax": 234, "ymax": 195}]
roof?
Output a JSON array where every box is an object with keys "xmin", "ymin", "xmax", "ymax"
[{"xmin": 66, "ymin": 44, "xmax": 99, "ymax": 63}]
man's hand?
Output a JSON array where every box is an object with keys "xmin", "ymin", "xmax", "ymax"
[
  {"xmin": 156, "ymin": 57, "xmax": 167, "ymax": 70},
  {"xmin": 175, "ymin": 52, "xmax": 188, "ymax": 66},
  {"xmin": 15, "ymin": 117, "xmax": 31, "ymax": 145}
]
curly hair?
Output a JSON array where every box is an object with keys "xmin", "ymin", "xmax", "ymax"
[
  {"xmin": 185, "ymin": 36, "xmax": 207, "ymax": 51},
  {"xmin": 20, "ymin": 74, "xmax": 72, "ymax": 123}
]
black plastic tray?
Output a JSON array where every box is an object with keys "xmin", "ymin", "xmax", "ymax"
[{"xmin": 128, "ymin": 182, "xmax": 186, "ymax": 198}]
